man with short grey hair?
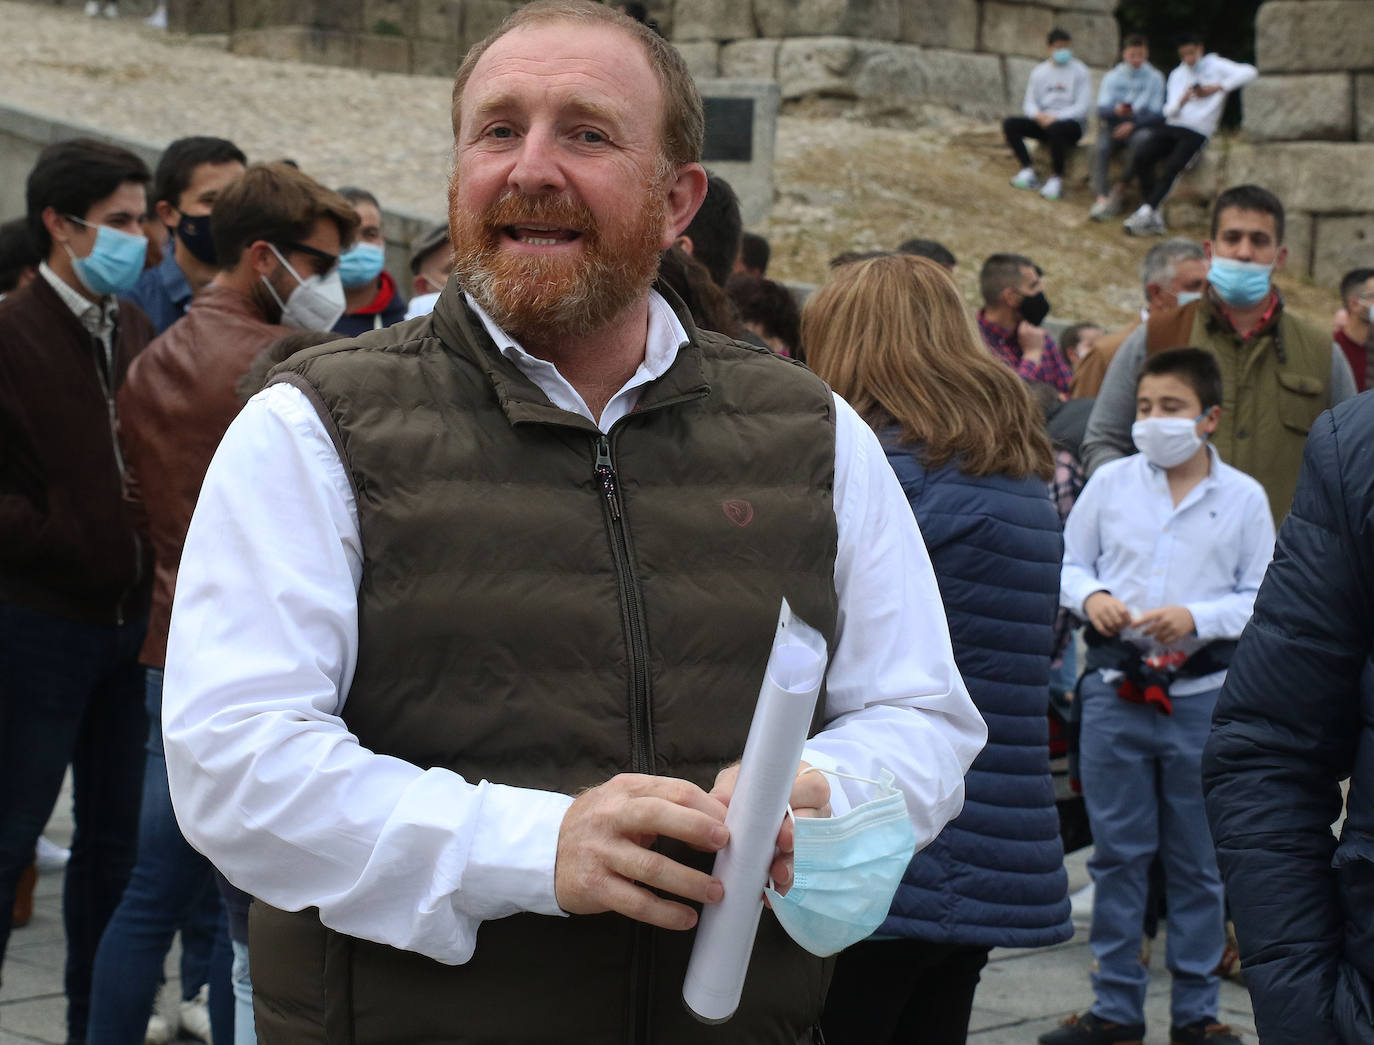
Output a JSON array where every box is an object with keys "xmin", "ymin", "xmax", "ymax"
[{"xmin": 1073, "ymin": 239, "xmax": 1208, "ymax": 398}]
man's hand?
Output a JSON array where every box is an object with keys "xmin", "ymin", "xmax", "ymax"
[
  {"xmin": 1194, "ymin": 83, "xmax": 1222, "ymax": 98},
  {"xmin": 1114, "ymin": 102, "xmax": 1132, "ymax": 118},
  {"xmin": 1134, "ymin": 606, "xmax": 1196, "ymax": 646},
  {"xmin": 1112, "ymin": 120, "xmax": 1135, "ymax": 141},
  {"xmin": 554, "ymin": 774, "xmax": 729, "ymax": 931},
  {"xmin": 1034, "ymin": 112, "xmax": 1054, "ymax": 129},
  {"xmin": 1016, "ymin": 321, "xmax": 1047, "ymax": 363},
  {"xmin": 710, "ymin": 761, "xmax": 831, "ymax": 897},
  {"xmin": 1085, "ymin": 591, "xmax": 1132, "ymax": 636}
]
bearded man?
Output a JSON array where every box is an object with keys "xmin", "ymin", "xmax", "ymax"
[{"xmin": 161, "ymin": 3, "xmax": 985, "ymax": 1042}]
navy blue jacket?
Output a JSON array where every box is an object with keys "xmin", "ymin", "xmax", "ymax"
[
  {"xmin": 1204, "ymin": 400, "xmax": 1374, "ymax": 1044},
  {"xmin": 878, "ymin": 431, "xmax": 1072, "ymax": 948}
]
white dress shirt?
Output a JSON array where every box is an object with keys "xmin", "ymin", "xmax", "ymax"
[
  {"xmin": 163, "ymin": 290, "xmax": 986, "ymax": 965},
  {"xmin": 1060, "ymin": 445, "xmax": 1275, "ymax": 695},
  {"xmin": 1164, "ymin": 54, "xmax": 1258, "ymax": 139}
]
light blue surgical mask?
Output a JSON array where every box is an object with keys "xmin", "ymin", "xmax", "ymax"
[
  {"xmin": 1176, "ymin": 290, "xmax": 1203, "ymax": 308},
  {"xmin": 1207, "ymin": 256, "xmax": 1273, "ymax": 308},
  {"xmin": 1052, "ymin": 47, "xmax": 1074, "ymax": 65},
  {"xmin": 337, "ymin": 242, "xmax": 386, "ymax": 289},
  {"xmin": 63, "ymin": 216, "xmax": 148, "ymax": 296},
  {"xmin": 763, "ymin": 769, "xmax": 917, "ymax": 957}
]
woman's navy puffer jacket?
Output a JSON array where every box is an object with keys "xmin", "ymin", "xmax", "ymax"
[{"xmin": 877, "ymin": 429, "xmax": 1072, "ymax": 948}]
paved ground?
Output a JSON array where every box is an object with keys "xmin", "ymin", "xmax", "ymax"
[{"xmin": 3, "ymin": 775, "xmax": 1256, "ymax": 1045}]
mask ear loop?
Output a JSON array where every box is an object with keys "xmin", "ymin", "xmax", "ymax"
[{"xmin": 765, "ymin": 805, "xmax": 798, "ymax": 896}]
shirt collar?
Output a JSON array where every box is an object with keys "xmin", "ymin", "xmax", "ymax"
[
  {"xmin": 463, "ymin": 289, "xmax": 689, "ymax": 428},
  {"xmin": 39, "ymin": 260, "xmax": 118, "ymax": 341},
  {"xmin": 977, "ymin": 309, "xmax": 1016, "ymax": 344},
  {"xmin": 157, "ymin": 247, "xmax": 193, "ymax": 308},
  {"xmin": 1210, "ymin": 288, "xmax": 1281, "ymax": 340}
]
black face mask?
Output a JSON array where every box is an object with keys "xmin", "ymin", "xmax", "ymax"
[
  {"xmin": 175, "ymin": 212, "xmax": 218, "ymax": 267},
  {"xmin": 1018, "ymin": 290, "xmax": 1051, "ymax": 327}
]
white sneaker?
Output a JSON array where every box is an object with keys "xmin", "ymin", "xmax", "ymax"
[
  {"xmin": 1040, "ymin": 176, "xmax": 1063, "ymax": 201},
  {"xmin": 145, "ymin": 4, "xmax": 167, "ymax": 27},
  {"xmin": 102, "ymin": 2, "xmax": 119, "ymax": 16},
  {"xmin": 1010, "ymin": 167, "xmax": 1039, "ymax": 190},
  {"xmin": 179, "ymin": 984, "xmax": 212, "ymax": 1043},
  {"xmin": 35, "ymin": 835, "xmax": 70, "ymax": 872},
  {"xmin": 1089, "ymin": 193, "xmax": 1119, "ymax": 221},
  {"xmin": 144, "ymin": 1014, "xmax": 173, "ymax": 1045},
  {"xmin": 1123, "ymin": 204, "xmax": 1160, "ymax": 236},
  {"xmin": 1069, "ymin": 881, "xmax": 1094, "ymax": 923},
  {"xmin": 84, "ymin": 1, "xmax": 100, "ymax": 15}
]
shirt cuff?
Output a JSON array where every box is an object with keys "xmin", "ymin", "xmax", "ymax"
[
  {"xmin": 1184, "ymin": 601, "xmax": 1218, "ymax": 643},
  {"xmin": 460, "ymin": 783, "xmax": 576, "ymax": 919}
]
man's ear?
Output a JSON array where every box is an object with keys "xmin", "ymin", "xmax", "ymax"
[
  {"xmin": 662, "ymin": 161, "xmax": 707, "ymax": 251},
  {"xmin": 41, "ymin": 207, "xmax": 72, "ymax": 249},
  {"xmin": 1273, "ymin": 244, "xmax": 1288, "ymax": 273},
  {"xmin": 155, "ymin": 200, "xmax": 180, "ymax": 230},
  {"xmin": 246, "ymin": 240, "xmax": 279, "ymax": 279},
  {"xmin": 674, "ymin": 234, "xmax": 693, "ymax": 256}
]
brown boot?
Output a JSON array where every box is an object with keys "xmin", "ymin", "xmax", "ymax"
[{"xmin": 11, "ymin": 857, "xmax": 37, "ymax": 928}]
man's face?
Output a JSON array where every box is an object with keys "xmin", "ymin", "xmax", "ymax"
[
  {"xmin": 1346, "ymin": 276, "xmax": 1374, "ymax": 319},
  {"xmin": 259, "ymin": 215, "xmax": 342, "ymax": 308},
  {"xmin": 1136, "ymin": 372, "xmax": 1217, "ymax": 436},
  {"xmin": 414, "ymin": 246, "xmax": 453, "ymax": 296},
  {"xmin": 165, "ymin": 160, "xmax": 245, "ymax": 229},
  {"xmin": 449, "ymin": 20, "xmax": 691, "ymax": 344},
  {"xmin": 1178, "ymin": 44, "xmax": 1203, "ymax": 67},
  {"xmin": 1123, "ymin": 45, "xmax": 1147, "ymax": 69},
  {"xmin": 353, "ymin": 201, "xmax": 385, "ymax": 247},
  {"xmin": 55, "ymin": 180, "xmax": 148, "ymax": 260},
  {"xmin": 1207, "ymin": 208, "xmax": 1286, "ymax": 269},
  {"xmin": 1148, "ymin": 256, "xmax": 1210, "ymax": 310}
]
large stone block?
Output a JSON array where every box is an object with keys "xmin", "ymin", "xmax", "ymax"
[
  {"xmin": 721, "ymin": 39, "xmax": 782, "ymax": 80},
  {"xmin": 1005, "ymin": 55, "xmax": 1038, "ymax": 108},
  {"xmin": 461, "ymin": 0, "xmax": 519, "ymax": 48},
  {"xmin": 852, "ymin": 44, "xmax": 1007, "ymax": 116},
  {"xmin": 670, "ymin": 0, "xmax": 754, "ymax": 42},
  {"xmin": 1358, "ymin": 74, "xmax": 1374, "ymax": 142},
  {"xmin": 1055, "ymin": 10, "xmax": 1117, "ymax": 68},
  {"xmin": 358, "ymin": 31, "xmax": 412, "ymax": 73},
  {"xmin": 898, "ymin": 0, "xmax": 977, "ymax": 51},
  {"xmin": 309, "ymin": 0, "xmax": 363, "ymax": 32},
  {"xmin": 1282, "ymin": 212, "xmax": 1315, "ymax": 279},
  {"xmin": 412, "ymin": 37, "xmax": 461, "ymax": 77},
  {"xmin": 777, "ymin": 36, "xmax": 862, "ymax": 98},
  {"xmin": 675, "ymin": 41, "xmax": 721, "ymax": 81},
  {"xmin": 980, "ymin": 2, "xmax": 1054, "ymax": 59},
  {"xmin": 1224, "ymin": 141, "xmax": 1374, "ymax": 214},
  {"xmin": 695, "ymin": 79, "xmax": 780, "ymax": 226},
  {"xmin": 416, "ymin": 0, "xmax": 462, "ymax": 41},
  {"xmin": 755, "ymin": 0, "xmax": 901, "ymax": 40},
  {"xmin": 362, "ymin": 0, "xmax": 416, "ymax": 37},
  {"xmin": 1257, "ymin": 2, "xmax": 1374, "ymax": 73},
  {"xmin": 168, "ymin": 0, "xmax": 230, "ymax": 33},
  {"xmin": 230, "ymin": 26, "xmax": 360, "ymax": 67},
  {"xmin": 232, "ymin": 0, "xmax": 313, "ymax": 30},
  {"xmin": 1313, "ymin": 213, "xmax": 1374, "ymax": 287},
  {"xmin": 1244, "ymin": 74, "xmax": 1354, "ymax": 141}
]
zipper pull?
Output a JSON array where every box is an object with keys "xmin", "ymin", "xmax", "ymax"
[{"xmin": 594, "ymin": 435, "xmax": 620, "ymax": 520}]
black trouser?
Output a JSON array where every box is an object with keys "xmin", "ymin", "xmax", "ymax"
[
  {"xmin": 1003, "ymin": 116, "xmax": 1083, "ymax": 177},
  {"xmin": 821, "ymin": 938, "xmax": 991, "ymax": 1045},
  {"xmin": 1125, "ymin": 124, "xmax": 1207, "ymax": 208}
]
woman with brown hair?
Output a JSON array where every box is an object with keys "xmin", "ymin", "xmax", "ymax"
[{"xmin": 808, "ymin": 254, "xmax": 1072, "ymax": 1044}]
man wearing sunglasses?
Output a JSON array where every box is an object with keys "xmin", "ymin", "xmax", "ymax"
[{"xmin": 0, "ymin": 137, "xmax": 155, "ymax": 1045}]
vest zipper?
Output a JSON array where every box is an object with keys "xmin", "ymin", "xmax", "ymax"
[
  {"xmin": 92, "ymin": 335, "xmax": 140, "ymax": 627},
  {"xmin": 593, "ymin": 434, "xmax": 654, "ymax": 775}
]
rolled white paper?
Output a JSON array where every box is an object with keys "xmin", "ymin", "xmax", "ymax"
[{"xmin": 682, "ymin": 599, "xmax": 828, "ymax": 1023}]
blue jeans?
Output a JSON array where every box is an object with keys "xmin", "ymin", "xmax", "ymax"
[
  {"xmin": 1079, "ymin": 673, "xmax": 1225, "ymax": 1028},
  {"xmin": 87, "ymin": 669, "xmax": 232, "ymax": 1045},
  {"xmin": 231, "ymin": 938, "xmax": 257, "ymax": 1045},
  {"xmin": 0, "ymin": 601, "xmax": 147, "ymax": 1044}
]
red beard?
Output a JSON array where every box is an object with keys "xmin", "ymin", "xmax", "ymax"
[{"xmin": 449, "ymin": 178, "xmax": 667, "ymax": 348}]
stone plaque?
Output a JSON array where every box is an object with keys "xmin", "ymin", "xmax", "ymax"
[{"xmin": 703, "ymin": 97, "xmax": 755, "ymax": 163}]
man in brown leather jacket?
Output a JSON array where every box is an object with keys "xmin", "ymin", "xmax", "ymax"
[
  {"xmin": 0, "ymin": 137, "xmax": 154, "ymax": 1045},
  {"xmin": 97, "ymin": 163, "xmax": 357, "ymax": 1038}
]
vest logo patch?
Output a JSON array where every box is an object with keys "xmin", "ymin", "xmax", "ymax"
[{"xmin": 722, "ymin": 499, "xmax": 755, "ymax": 527}]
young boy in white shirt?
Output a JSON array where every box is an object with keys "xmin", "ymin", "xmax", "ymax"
[{"xmin": 1043, "ymin": 348, "xmax": 1274, "ymax": 1045}]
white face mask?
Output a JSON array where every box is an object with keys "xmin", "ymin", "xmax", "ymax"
[
  {"xmin": 1131, "ymin": 415, "xmax": 1207, "ymax": 469},
  {"xmin": 262, "ymin": 244, "xmax": 346, "ymax": 331}
]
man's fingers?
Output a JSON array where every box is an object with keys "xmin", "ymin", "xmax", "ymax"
[
  {"xmin": 596, "ymin": 875, "xmax": 703, "ymax": 932},
  {"xmin": 769, "ymin": 852, "xmax": 793, "ymax": 897},
  {"xmin": 618, "ymin": 796, "xmax": 729, "ymax": 852},
  {"xmin": 609, "ymin": 842, "xmax": 723, "ymax": 908}
]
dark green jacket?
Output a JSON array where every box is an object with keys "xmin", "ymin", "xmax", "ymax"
[{"xmin": 250, "ymin": 283, "xmax": 841, "ymax": 1044}]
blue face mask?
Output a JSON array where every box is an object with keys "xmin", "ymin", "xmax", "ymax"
[
  {"xmin": 1207, "ymin": 256, "xmax": 1273, "ymax": 308},
  {"xmin": 1052, "ymin": 47, "xmax": 1074, "ymax": 65},
  {"xmin": 337, "ymin": 242, "xmax": 386, "ymax": 289},
  {"xmin": 763, "ymin": 769, "xmax": 917, "ymax": 957},
  {"xmin": 64, "ymin": 217, "xmax": 148, "ymax": 296}
]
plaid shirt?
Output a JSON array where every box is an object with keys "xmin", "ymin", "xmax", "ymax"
[{"xmin": 977, "ymin": 310, "xmax": 1074, "ymax": 395}]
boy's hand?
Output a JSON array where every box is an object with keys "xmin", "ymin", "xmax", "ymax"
[
  {"xmin": 1134, "ymin": 606, "xmax": 1195, "ymax": 646},
  {"xmin": 1085, "ymin": 591, "xmax": 1131, "ymax": 636}
]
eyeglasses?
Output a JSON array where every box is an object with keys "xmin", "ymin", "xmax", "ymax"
[{"xmin": 279, "ymin": 241, "xmax": 339, "ymax": 271}]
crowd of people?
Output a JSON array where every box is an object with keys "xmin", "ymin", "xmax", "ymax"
[{"xmin": 1, "ymin": 2, "xmax": 1371, "ymax": 1044}]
